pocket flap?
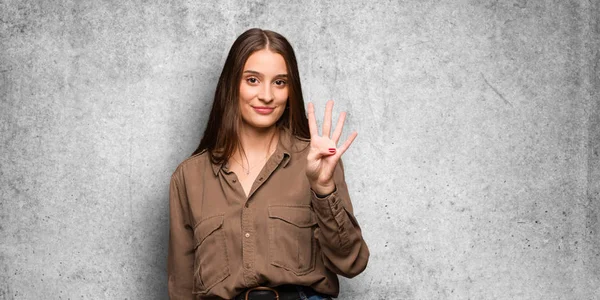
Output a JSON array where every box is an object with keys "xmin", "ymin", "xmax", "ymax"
[
  {"xmin": 268, "ymin": 206, "xmax": 316, "ymax": 227},
  {"xmin": 194, "ymin": 215, "xmax": 224, "ymax": 247}
]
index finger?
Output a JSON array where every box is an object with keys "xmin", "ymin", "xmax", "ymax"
[{"xmin": 307, "ymin": 102, "xmax": 319, "ymax": 137}]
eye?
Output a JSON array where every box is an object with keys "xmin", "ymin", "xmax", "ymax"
[
  {"xmin": 246, "ymin": 77, "xmax": 259, "ymax": 84},
  {"xmin": 274, "ymin": 79, "xmax": 287, "ymax": 86}
]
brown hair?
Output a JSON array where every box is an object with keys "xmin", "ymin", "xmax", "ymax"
[{"xmin": 192, "ymin": 28, "xmax": 310, "ymax": 163}]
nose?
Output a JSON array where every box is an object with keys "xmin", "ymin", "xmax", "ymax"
[{"xmin": 257, "ymin": 83, "xmax": 274, "ymax": 103}]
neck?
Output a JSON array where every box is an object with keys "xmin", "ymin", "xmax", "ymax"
[{"xmin": 235, "ymin": 124, "xmax": 279, "ymax": 160}]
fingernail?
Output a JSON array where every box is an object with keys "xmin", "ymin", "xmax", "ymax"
[{"xmin": 328, "ymin": 148, "xmax": 336, "ymax": 152}]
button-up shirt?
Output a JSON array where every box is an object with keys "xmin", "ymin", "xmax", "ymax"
[{"xmin": 167, "ymin": 130, "xmax": 370, "ymax": 299}]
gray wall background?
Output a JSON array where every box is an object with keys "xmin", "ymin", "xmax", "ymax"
[{"xmin": 1, "ymin": 0, "xmax": 599, "ymax": 299}]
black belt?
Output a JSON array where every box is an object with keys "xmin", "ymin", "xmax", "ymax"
[{"xmin": 233, "ymin": 284, "xmax": 328, "ymax": 300}]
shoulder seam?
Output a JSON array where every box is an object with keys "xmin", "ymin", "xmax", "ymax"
[{"xmin": 173, "ymin": 150, "xmax": 209, "ymax": 175}]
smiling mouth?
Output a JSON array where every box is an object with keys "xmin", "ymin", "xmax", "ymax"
[{"xmin": 252, "ymin": 106, "xmax": 275, "ymax": 115}]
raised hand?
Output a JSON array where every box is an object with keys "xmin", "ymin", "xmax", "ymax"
[{"xmin": 306, "ymin": 100, "xmax": 358, "ymax": 196}]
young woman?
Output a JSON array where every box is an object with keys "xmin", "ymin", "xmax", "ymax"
[{"xmin": 168, "ymin": 28, "xmax": 369, "ymax": 300}]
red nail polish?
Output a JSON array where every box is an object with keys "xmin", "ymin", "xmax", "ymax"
[{"xmin": 328, "ymin": 148, "xmax": 336, "ymax": 152}]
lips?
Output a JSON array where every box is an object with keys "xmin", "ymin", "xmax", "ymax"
[{"xmin": 252, "ymin": 106, "xmax": 275, "ymax": 115}]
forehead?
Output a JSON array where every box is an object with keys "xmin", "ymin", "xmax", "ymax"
[{"xmin": 243, "ymin": 49, "xmax": 287, "ymax": 74}]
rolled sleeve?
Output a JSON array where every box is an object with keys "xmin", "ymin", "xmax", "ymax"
[{"xmin": 311, "ymin": 161, "xmax": 370, "ymax": 278}]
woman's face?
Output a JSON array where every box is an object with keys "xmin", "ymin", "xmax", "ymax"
[{"xmin": 239, "ymin": 49, "xmax": 289, "ymax": 131}]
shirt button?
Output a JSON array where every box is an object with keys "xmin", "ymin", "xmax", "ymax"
[
  {"xmin": 245, "ymin": 233, "xmax": 250, "ymax": 238},
  {"xmin": 232, "ymin": 179, "xmax": 237, "ymax": 183},
  {"xmin": 258, "ymin": 177, "xmax": 263, "ymax": 181}
]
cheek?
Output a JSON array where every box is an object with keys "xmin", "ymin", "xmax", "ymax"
[
  {"xmin": 275, "ymin": 88, "xmax": 289, "ymax": 103},
  {"xmin": 239, "ymin": 83, "xmax": 255, "ymax": 102},
  {"xmin": 276, "ymin": 89, "xmax": 288, "ymax": 116}
]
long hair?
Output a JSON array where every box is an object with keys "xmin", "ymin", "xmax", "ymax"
[{"xmin": 192, "ymin": 28, "xmax": 310, "ymax": 163}]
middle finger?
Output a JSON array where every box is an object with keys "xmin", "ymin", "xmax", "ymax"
[{"xmin": 322, "ymin": 100, "xmax": 334, "ymax": 138}]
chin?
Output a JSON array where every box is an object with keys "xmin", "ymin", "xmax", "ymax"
[{"xmin": 248, "ymin": 120, "xmax": 278, "ymax": 129}]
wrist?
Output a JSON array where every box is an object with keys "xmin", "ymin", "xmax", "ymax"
[{"xmin": 310, "ymin": 181, "xmax": 336, "ymax": 197}]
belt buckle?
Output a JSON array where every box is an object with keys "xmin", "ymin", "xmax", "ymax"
[{"xmin": 244, "ymin": 286, "xmax": 279, "ymax": 300}]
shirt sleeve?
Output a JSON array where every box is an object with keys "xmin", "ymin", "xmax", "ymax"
[
  {"xmin": 311, "ymin": 160, "xmax": 370, "ymax": 278},
  {"xmin": 167, "ymin": 168, "xmax": 195, "ymax": 299}
]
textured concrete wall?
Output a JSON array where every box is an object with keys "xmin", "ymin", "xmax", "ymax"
[{"xmin": 1, "ymin": 0, "xmax": 598, "ymax": 299}]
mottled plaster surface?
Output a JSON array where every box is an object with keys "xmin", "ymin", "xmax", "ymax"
[{"xmin": 1, "ymin": 0, "xmax": 599, "ymax": 299}]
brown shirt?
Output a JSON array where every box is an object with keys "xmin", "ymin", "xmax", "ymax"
[{"xmin": 167, "ymin": 130, "xmax": 370, "ymax": 299}]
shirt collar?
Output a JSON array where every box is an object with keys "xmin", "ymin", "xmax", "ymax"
[
  {"xmin": 210, "ymin": 129, "xmax": 294, "ymax": 176},
  {"xmin": 211, "ymin": 157, "xmax": 223, "ymax": 176}
]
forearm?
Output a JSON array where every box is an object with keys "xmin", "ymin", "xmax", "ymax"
[{"xmin": 310, "ymin": 163, "xmax": 369, "ymax": 277}]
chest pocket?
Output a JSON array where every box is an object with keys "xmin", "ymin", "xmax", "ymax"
[
  {"xmin": 192, "ymin": 215, "xmax": 230, "ymax": 294},
  {"xmin": 268, "ymin": 205, "xmax": 318, "ymax": 275}
]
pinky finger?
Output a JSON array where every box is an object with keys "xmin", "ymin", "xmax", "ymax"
[{"xmin": 336, "ymin": 131, "xmax": 358, "ymax": 157}]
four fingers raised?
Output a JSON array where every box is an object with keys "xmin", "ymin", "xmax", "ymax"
[{"xmin": 307, "ymin": 100, "xmax": 356, "ymax": 156}]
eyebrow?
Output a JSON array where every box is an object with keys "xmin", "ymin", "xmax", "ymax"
[{"xmin": 243, "ymin": 70, "xmax": 288, "ymax": 78}]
